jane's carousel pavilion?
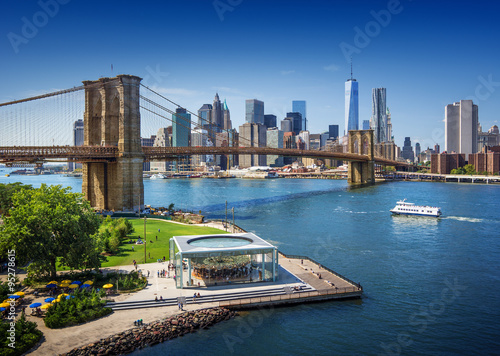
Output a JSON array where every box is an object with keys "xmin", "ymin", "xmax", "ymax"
[{"xmin": 169, "ymin": 233, "xmax": 279, "ymax": 289}]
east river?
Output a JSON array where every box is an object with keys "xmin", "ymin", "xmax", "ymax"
[{"xmin": 1, "ymin": 171, "xmax": 499, "ymax": 355}]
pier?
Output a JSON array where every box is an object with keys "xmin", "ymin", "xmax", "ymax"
[{"xmin": 104, "ymin": 252, "xmax": 362, "ymax": 312}]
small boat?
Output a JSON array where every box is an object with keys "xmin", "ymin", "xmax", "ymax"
[
  {"xmin": 265, "ymin": 171, "xmax": 280, "ymax": 179},
  {"xmin": 143, "ymin": 174, "xmax": 151, "ymax": 179},
  {"xmin": 4, "ymin": 174, "xmax": 9, "ymax": 177},
  {"xmin": 390, "ymin": 199, "xmax": 442, "ymax": 217},
  {"xmin": 150, "ymin": 173, "xmax": 167, "ymax": 180}
]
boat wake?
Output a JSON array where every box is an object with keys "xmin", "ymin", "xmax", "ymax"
[{"xmin": 442, "ymin": 216, "xmax": 483, "ymax": 223}]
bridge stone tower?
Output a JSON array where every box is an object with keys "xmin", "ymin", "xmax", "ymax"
[
  {"xmin": 348, "ymin": 130, "xmax": 375, "ymax": 184},
  {"xmin": 82, "ymin": 75, "xmax": 144, "ymax": 212}
]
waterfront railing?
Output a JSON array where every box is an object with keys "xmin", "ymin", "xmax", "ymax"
[{"xmin": 219, "ymin": 287, "xmax": 362, "ymax": 308}]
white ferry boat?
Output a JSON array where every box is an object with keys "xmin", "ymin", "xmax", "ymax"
[
  {"xmin": 150, "ymin": 173, "xmax": 167, "ymax": 180},
  {"xmin": 390, "ymin": 199, "xmax": 442, "ymax": 217}
]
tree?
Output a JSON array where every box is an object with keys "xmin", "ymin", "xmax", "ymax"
[
  {"xmin": 463, "ymin": 164, "xmax": 476, "ymax": 175},
  {"xmin": 0, "ymin": 183, "xmax": 32, "ymax": 216},
  {"xmin": 0, "ymin": 184, "xmax": 103, "ymax": 279}
]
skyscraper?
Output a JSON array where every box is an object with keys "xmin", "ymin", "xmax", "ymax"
[
  {"xmin": 264, "ymin": 114, "xmax": 277, "ymax": 128},
  {"xmin": 370, "ymin": 88, "xmax": 387, "ymax": 144},
  {"xmin": 266, "ymin": 128, "xmax": 284, "ymax": 167},
  {"xmin": 191, "ymin": 127, "xmax": 209, "ymax": 167},
  {"xmin": 345, "ymin": 70, "xmax": 359, "ymax": 135},
  {"xmin": 68, "ymin": 119, "xmax": 84, "ymax": 171},
  {"xmin": 197, "ymin": 104, "xmax": 212, "ymax": 128},
  {"xmin": 292, "ymin": 101, "xmax": 307, "ymax": 131},
  {"xmin": 415, "ymin": 142, "xmax": 421, "ymax": 161},
  {"xmin": 223, "ymin": 99, "xmax": 232, "ymax": 130},
  {"xmin": 281, "ymin": 118, "xmax": 293, "ymax": 133},
  {"xmin": 386, "ymin": 107, "xmax": 393, "ymax": 142},
  {"xmin": 141, "ymin": 135, "xmax": 156, "ymax": 171},
  {"xmin": 402, "ymin": 137, "xmax": 414, "ymax": 162},
  {"xmin": 212, "ymin": 93, "xmax": 223, "ymax": 131},
  {"xmin": 286, "ymin": 112, "xmax": 303, "ymax": 135},
  {"xmin": 239, "ymin": 123, "xmax": 266, "ymax": 167},
  {"xmin": 362, "ymin": 120, "xmax": 370, "ymax": 130},
  {"xmin": 151, "ymin": 127, "xmax": 171, "ymax": 172},
  {"xmin": 245, "ymin": 99, "xmax": 264, "ymax": 125},
  {"xmin": 172, "ymin": 108, "xmax": 191, "ymax": 147},
  {"xmin": 328, "ymin": 125, "xmax": 339, "ymax": 140},
  {"xmin": 445, "ymin": 100, "xmax": 478, "ymax": 155}
]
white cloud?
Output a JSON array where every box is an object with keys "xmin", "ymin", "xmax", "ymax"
[
  {"xmin": 323, "ymin": 64, "xmax": 340, "ymax": 72},
  {"xmin": 280, "ymin": 70, "xmax": 295, "ymax": 75}
]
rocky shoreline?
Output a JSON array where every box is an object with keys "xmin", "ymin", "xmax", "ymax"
[{"xmin": 61, "ymin": 307, "xmax": 238, "ymax": 356}]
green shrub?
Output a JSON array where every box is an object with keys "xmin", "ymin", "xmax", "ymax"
[
  {"xmin": 44, "ymin": 289, "xmax": 112, "ymax": 329},
  {"xmin": 0, "ymin": 313, "xmax": 43, "ymax": 356}
]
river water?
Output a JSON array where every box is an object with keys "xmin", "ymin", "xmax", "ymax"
[{"xmin": 1, "ymin": 171, "xmax": 499, "ymax": 355}]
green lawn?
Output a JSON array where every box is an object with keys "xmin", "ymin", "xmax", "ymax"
[{"xmin": 101, "ymin": 219, "xmax": 226, "ymax": 268}]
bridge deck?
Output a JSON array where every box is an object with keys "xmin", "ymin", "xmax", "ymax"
[{"xmin": 0, "ymin": 145, "xmax": 404, "ymax": 166}]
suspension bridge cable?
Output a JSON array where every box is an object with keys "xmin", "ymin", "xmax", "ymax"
[{"xmin": 140, "ymin": 84, "xmax": 267, "ymax": 148}]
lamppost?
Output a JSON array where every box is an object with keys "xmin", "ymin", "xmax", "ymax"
[{"xmin": 144, "ymin": 215, "xmax": 147, "ymax": 264}]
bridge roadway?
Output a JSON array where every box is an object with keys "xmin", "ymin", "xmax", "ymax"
[{"xmin": 0, "ymin": 145, "xmax": 402, "ymax": 166}]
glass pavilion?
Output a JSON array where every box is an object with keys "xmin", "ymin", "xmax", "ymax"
[{"xmin": 169, "ymin": 233, "xmax": 278, "ymax": 289}]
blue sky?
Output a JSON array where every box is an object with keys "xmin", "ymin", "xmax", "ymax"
[{"xmin": 1, "ymin": 0, "xmax": 499, "ymax": 149}]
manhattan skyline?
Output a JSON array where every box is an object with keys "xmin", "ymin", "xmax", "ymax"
[{"xmin": 1, "ymin": 0, "xmax": 499, "ymax": 150}]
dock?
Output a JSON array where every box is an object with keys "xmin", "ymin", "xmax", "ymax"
[{"xmin": 105, "ymin": 252, "xmax": 362, "ymax": 312}]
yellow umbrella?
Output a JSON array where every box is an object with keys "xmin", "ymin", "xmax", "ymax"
[
  {"xmin": 68, "ymin": 284, "xmax": 79, "ymax": 289},
  {"xmin": 83, "ymin": 280, "xmax": 93, "ymax": 285},
  {"xmin": 13, "ymin": 292, "xmax": 24, "ymax": 297},
  {"xmin": 59, "ymin": 283, "xmax": 70, "ymax": 288},
  {"xmin": 49, "ymin": 281, "xmax": 58, "ymax": 284},
  {"xmin": 61, "ymin": 279, "xmax": 72, "ymax": 284},
  {"xmin": 103, "ymin": 284, "xmax": 113, "ymax": 289},
  {"xmin": 58, "ymin": 293, "xmax": 69, "ymax": 298},
  {"xmin": 41, "ymin": 304, "xmax": 52, "ymax": 309},
  {"xmin": 51, "ymin": 299, "xmax": 59, "ymax": 304},
  {"xmin": 0, "ymin": 303, "xmax": 10, "ymax": 308}
]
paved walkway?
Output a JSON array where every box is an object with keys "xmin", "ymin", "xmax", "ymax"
[{"xmin": 278, "ymin": 254, "xmax": 360, "ymax": 292}]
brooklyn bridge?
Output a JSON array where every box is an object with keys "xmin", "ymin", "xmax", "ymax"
[{"xmin": 0, "ymin": 75, "xmax": 406, "ymax": 212}]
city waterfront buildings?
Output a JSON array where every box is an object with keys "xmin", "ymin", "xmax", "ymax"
[
  {"xmin": 431, "ymin": 152, "xmax": 466, "ymax": 174},
  {"xmin": 445, "ymin": 100, "xmax": 478, "ymax": 156}
]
